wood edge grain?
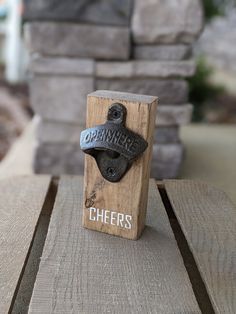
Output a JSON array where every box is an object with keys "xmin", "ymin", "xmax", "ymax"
[
  {"xmin": 164, "ymin": 179, "xmax": 236, "ymax": 314},
  {"xmin": 88, "ymin": 90, "xmax": 158, "ymax": 104},
  {"xmin": 10, "ymin": 176, "xmax": 58, "ymax": 314},
  {"xmin": 158, "ymin": 182, "xmax": 215, "ymax": 314},
  {"xmin": 137, "ymin": 100, "xmax": 158, "ymax": 238},
  {"xmin": 156, "ymin": 180, "xmax": 164, "ymax": 188}
]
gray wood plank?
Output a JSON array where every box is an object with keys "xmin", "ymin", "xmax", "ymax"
[
  {"xmin": 29, "ymin": 176, "xmax": 200, "ymax": 314},
  {"xmin": 165, "ymin": 179, "xmax": 236, "ymax": 314},
  {"xmin": 0, "ymin": 175, "xmax": 51, "ymax": 313}
]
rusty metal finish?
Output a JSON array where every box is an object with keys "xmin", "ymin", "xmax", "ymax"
[{"xmin": 80, "ymin": 103, "xmax": 148, "ymax": 182}]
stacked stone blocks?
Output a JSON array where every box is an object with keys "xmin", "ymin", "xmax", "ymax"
[{"xmin": 25, "ymin": 0, "xmax": 204, "ymax": 179}]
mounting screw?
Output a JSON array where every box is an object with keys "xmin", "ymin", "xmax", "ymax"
[
  {"xmin": 106, "ymin": 167, "xmax": 116, "ymax": 178},
  {"xmin": 107, "ymin": 103, "xmax": 126, "ymax": 124}
]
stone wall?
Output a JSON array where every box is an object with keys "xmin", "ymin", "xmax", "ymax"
[{"xmin": 24, "ymin": 0, "xmax": 204, "ymax": 179}]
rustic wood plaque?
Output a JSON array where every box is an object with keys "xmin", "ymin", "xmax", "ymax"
[{"xmin": 82, "ymin": 90, "xmax": 158, "ymax": 240}]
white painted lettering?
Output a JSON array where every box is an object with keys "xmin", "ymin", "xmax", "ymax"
[
  {"xmin": 125, "ymin": 215, "xmax": 132, "ymax": 229},
  {"xmin": 88, "ymin": 207, "xmax": 132, "ymax": 230},
  {"xmin": 104, "ymin": 210, "xmax": 110, "ymax": 224},
  {"xmin": 110, "ymin": 211, "xmax": 116, "ymax": 225},
  {"xmin": 89, "ymin": 207, "xmax": 96, "ymax": 221},
  {"xmin": 97, "ymin": 208, "xmax": 104, "ymax": 223},
  {"xmin": 117, "ymin": 213, "xmax": 124, "ymax": 228}
]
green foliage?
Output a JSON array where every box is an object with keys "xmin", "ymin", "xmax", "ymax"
[
  {"xmin": 203, "ymin": 0, "xmax": 236, "ymax": 21},
  {"xmin": 188, "ymin": 57, "xmax": 224, "ymax": 121},
  {"xmin": 203, "ymin": 0, "xmax": 223, "ymax": 21}
]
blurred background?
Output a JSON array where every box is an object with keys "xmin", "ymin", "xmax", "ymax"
[{"xmin": 0, "ymin": 0, "xmax": 235, "ymax": 203}]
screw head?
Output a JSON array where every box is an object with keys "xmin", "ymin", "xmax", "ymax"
[
  {"xmin": 106, "ymin": 167, "xmax": 116, "ymax": 178},
  {"xmin": 107, "ymin": 103, "xmax": 126, "ymax": 124}
]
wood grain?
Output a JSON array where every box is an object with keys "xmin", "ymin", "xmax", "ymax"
[
  {"xmin": 165, "ymin": 180, "xmax": 236, "ymax": 314},
  {"xmin": 0, "ymin": 175, "xmax": 51, "ymax": 313},
  {"xmin": 29, "ymin": 176, "xmax": 200, "ymax": 313},
  {"xmin": 83, "ymin": 90, "xmax": 158, "ymax": 240}
]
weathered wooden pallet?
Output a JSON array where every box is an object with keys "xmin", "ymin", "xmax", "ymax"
[{"xmin": 0, "ymin": 175, "xmax": 235, "ymax": 313}]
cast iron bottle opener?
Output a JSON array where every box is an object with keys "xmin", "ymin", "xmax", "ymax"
[{"xmin": 80, "ymin": 103, "xmax": 148, "ymax": 182}]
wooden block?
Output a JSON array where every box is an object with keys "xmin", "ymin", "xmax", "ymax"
[
  {"xmin": 29, "ymin": 176, "xmax": 200, "ymax": 313},
  {"xmin": 82, "ymin": 90, "xmax": 157, "ymax": 240}
]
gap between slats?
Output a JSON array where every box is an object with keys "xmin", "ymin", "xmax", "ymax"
[
  {"xmin": 158, "ymin": 183, "xmax": 215, "ymax": 314},
  {"xmin": 8, "ymin": 177, "xmax": 216, "ymax": 313},
  {"xmin": 9, "ymin": 177, "xmax": 58, "ymax": 314}
]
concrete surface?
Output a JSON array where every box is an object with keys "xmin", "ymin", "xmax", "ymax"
[
  {"xmin": 0, "ymin": 119, "xmax": 35, "ymax": 179},
  {"xmin": 180, "ymin": 124, "xmax": 236, "ymax": 204}
]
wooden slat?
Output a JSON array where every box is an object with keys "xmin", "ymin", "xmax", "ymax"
[
  {"xmin": 0, "ymin": 175, "xmax": 51, "ymax": 313},
  {"xmin": 29, "ymin": 176, "xmax": 200, "ymax": 313},
  {"xmin": 165, "ymin": 180, "xmax": 236, "ymax": 314}
]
